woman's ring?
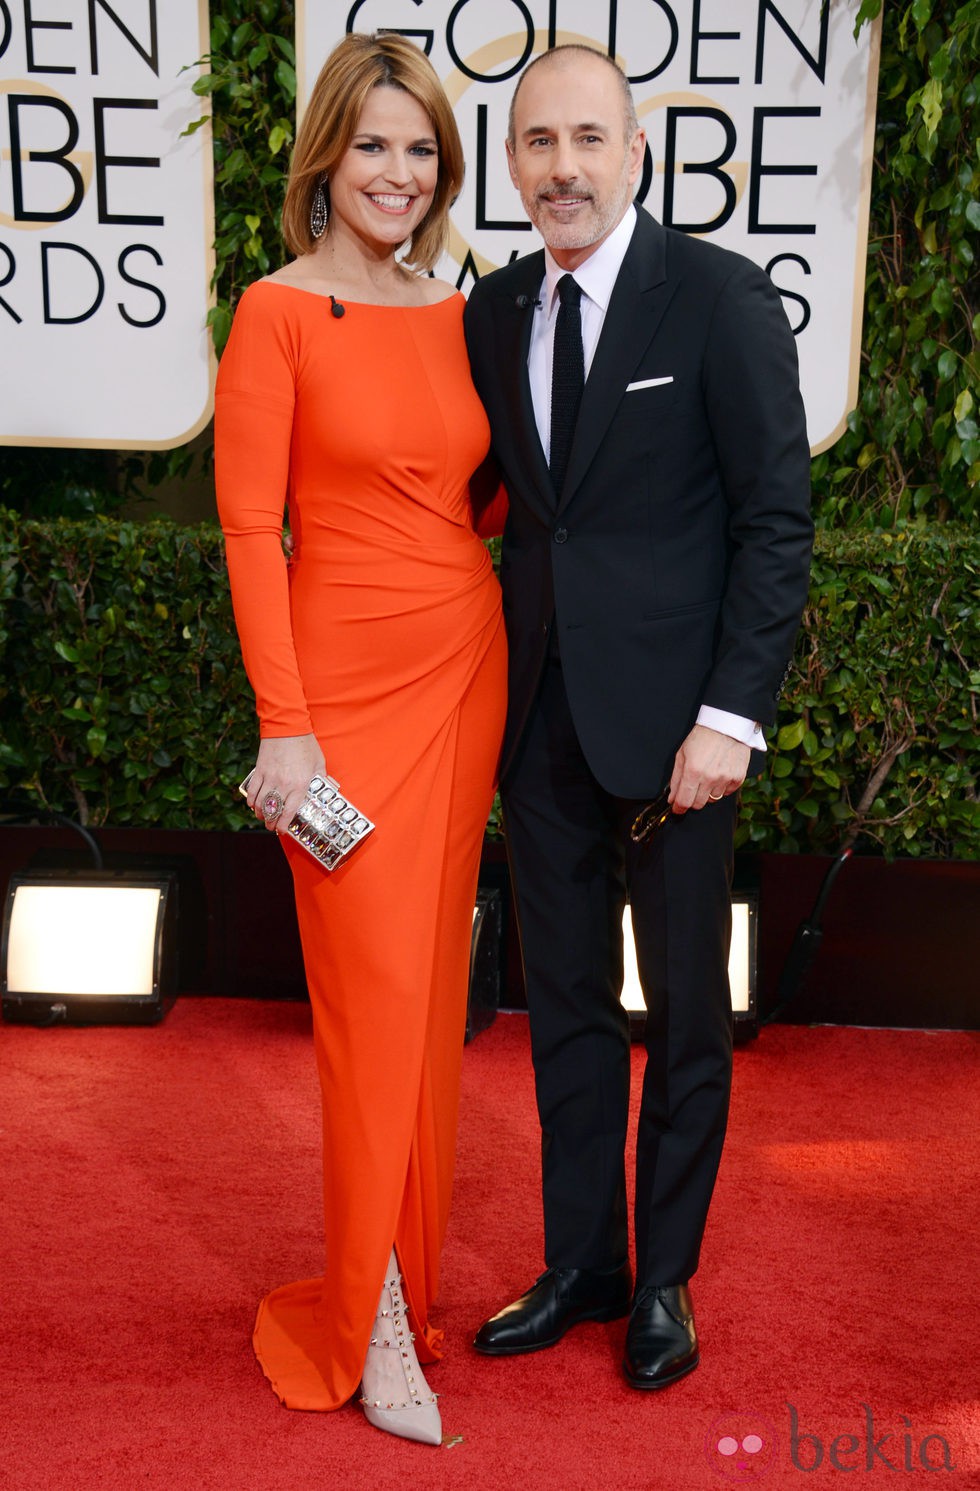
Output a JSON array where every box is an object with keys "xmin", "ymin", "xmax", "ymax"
[
  {"xmin": 262, "ymin": 789, "xmax": 285, "ymax": 822},
  {"xmin": 708, "ymin": 791, "xmax": 723, "ymax": 801}
]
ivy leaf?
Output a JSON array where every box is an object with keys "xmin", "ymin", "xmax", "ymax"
[
  {"xmin": 854, "ymin": 0, "xmax": 883, "ymax": 31},
  {"xmin": 275, "ymin": 60, "xmax": 297, "ymax": 100},
  {"xmin": 86, "ymin": 726, "xmax": 108, "ymax": 759},
  {"xmin": 917, "ymin": 76, "xmax": 943, "ymax": 136},
  {"xmin": 230, "ymin": 23, "xmax": 254, "ymax": 58},
  {"xmin": 207, "ymin": 304, "xmax": 232, "ymax": 352},
  {"xmin": 931, "ymin": 280, "xmax": 954, "ymax": 318},
  {"xmin": 777, "ymin": 719, "xmax": 806, "ymax": 751}
]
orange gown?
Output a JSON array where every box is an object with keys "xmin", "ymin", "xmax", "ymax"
[{"xmin": 214, "ymin": 281, "xmax": 506, "ymax": 1410}]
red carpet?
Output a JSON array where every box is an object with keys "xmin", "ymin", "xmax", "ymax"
[{"xmin": 1, "ymin": 1001, "xmax": 977, "ymax": 1489}]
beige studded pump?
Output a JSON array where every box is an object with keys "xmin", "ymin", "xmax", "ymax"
[{"xmin": 360, "ymin": 1250, "xmax": 443, "ymax": 1446}]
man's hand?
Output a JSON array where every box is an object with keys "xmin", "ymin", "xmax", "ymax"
[{"xmin": 668, "ymin": 724, "xmax": 750, "ymax": 814}]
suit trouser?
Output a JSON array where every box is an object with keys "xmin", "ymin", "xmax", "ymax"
[{"xmin": 501, "ymin": 656, "xmax": 736, "ymax": 1287}]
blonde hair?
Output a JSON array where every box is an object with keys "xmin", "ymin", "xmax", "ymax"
[{"xmin": 281, "ymin": 32, "xmax": 463, "ymax": 270}]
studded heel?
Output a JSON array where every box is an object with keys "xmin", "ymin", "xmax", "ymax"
[{"xmin": 359, "ymin": 1250, "xmax": 443, "ymax": 1447}]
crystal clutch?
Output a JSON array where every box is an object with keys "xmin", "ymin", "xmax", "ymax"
[{"xmin": 239, "ymin": 771, "xmax": 375, "ymax": 870}]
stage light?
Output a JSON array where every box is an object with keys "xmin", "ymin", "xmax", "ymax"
[
  {"xmin": 621, "ymin": 893, "xmax": 758, "ymax": 1037},
  {"xmin": 1, "ymin": 868, "xmax": 178, "ymax": 1026}
]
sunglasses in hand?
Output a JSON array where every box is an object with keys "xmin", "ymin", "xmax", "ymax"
[{"xmin": 630, "ymin": 787, "xmax": 673, "ymax": 844}]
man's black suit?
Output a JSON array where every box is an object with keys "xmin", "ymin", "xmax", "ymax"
[{"xmin": 464, "ymin": 207, "xmax": 812, "ymax": 1286}]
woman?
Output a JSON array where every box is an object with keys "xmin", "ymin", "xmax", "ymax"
[{"xmin": 214, "ymin": 32, "xmax": 506, "ymax": 1446}]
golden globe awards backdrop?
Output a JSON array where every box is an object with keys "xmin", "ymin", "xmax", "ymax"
[
  {"xmin": 298, "ymin": 1, "xmax": 881, "ymax": 453},
  {"xmin": 0, "ymin": 1, "xmax": 214, "ymax": 448}
]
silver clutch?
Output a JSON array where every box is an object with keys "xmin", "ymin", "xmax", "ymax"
[{"xmin": 239, "ymin": 771, "xmax": 375, "ymax": 870}]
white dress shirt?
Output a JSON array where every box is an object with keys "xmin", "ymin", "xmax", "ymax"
[{"xmin": 526, "ymin": 206, "xmax": 764, "ymax": 753}]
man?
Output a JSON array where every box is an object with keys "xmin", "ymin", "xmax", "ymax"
[{"xmin": 464, "ymin": 45, "xmax": 812, "ymax": 1389}]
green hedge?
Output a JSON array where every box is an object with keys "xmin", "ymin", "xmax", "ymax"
[
  {"xmin": 738, "ymin": 524, "xmax": 979, "ymax": 857},
  {"xmin": 0, "ymin": 512, "xmax": 252, "ymax": 831},
  {"xmin": 0, "ymin": 513, "xmax": 977, "ymax": 857},
  {"xmin": 817, "ymin": 1, "xmax": 979, "ymax": 525}
]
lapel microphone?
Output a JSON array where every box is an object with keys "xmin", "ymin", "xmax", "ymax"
[
  {"xmin": 329, "ymin": 295, "xmax": 345, "ymax": 318},
  {"xmin": 515, "ymin": 294, "xmax": 541, "ymax": 309}
]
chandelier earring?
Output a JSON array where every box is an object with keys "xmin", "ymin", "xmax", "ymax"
[{"xmin": 310, "ymin": 177, "xmax": 329, "ymax": 239}]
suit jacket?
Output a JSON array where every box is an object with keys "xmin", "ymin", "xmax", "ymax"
[{"xmin": 464, "ymin": 206, "xmax": 814, "ymax": 798}]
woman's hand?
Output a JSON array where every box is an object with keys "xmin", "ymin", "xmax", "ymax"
[{"xmin": 244, "ymin": 734, "xmax": 326, "ymax": 833}]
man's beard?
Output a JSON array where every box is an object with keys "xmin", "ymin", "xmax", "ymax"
[{"xmin": 522, "ymin": 165, "xmax": 633, "ymax": 251}]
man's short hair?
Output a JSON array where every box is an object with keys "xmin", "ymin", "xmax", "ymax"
[{"xmin": 507, "ymin": 45, "xmax": 640, "ymax": 147}]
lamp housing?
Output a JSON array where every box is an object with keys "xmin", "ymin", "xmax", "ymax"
[{"xmin": 1, "ymin": 867, "xmax": 178, "ymax": 1026}]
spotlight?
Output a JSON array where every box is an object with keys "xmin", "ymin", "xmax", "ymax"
[
  {"xmin": 621, "ymin": 892, "xmax": 759, "ymax": 1038},
  {"xmin": 1, "ymin": 867, "xmax": 178, "ymax": 1026}
]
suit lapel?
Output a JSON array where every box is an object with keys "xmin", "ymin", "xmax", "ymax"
[
  {"xmin": 488, "ymin": 251, "xmax": 554, "ymax": 521},
  {"xmin": 558, "ymin": 211, "xmax": 677, "ymax": 514}
]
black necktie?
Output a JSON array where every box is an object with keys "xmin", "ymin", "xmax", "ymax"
[{"xmin": 549, "ymin": 274, "xmax": 584, "ymax": 496}]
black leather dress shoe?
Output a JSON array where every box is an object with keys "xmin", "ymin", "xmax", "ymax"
[
  {"xmin": 474, "ymin": 1264, "xmax": 633, "ymax": 1355},
  {"xmin": 622, "ymin": 1285, "xmax": 699, "ymax": 1389}
]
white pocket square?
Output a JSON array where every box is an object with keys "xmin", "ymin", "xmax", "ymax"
[{"xmin": 626, "ymin": 376, "xmax": 674, "ymax": 392}]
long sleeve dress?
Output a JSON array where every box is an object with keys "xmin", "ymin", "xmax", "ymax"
[{"xmin": 214, "ymin": 280, "xmax": 507, "ymax": 1410}]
